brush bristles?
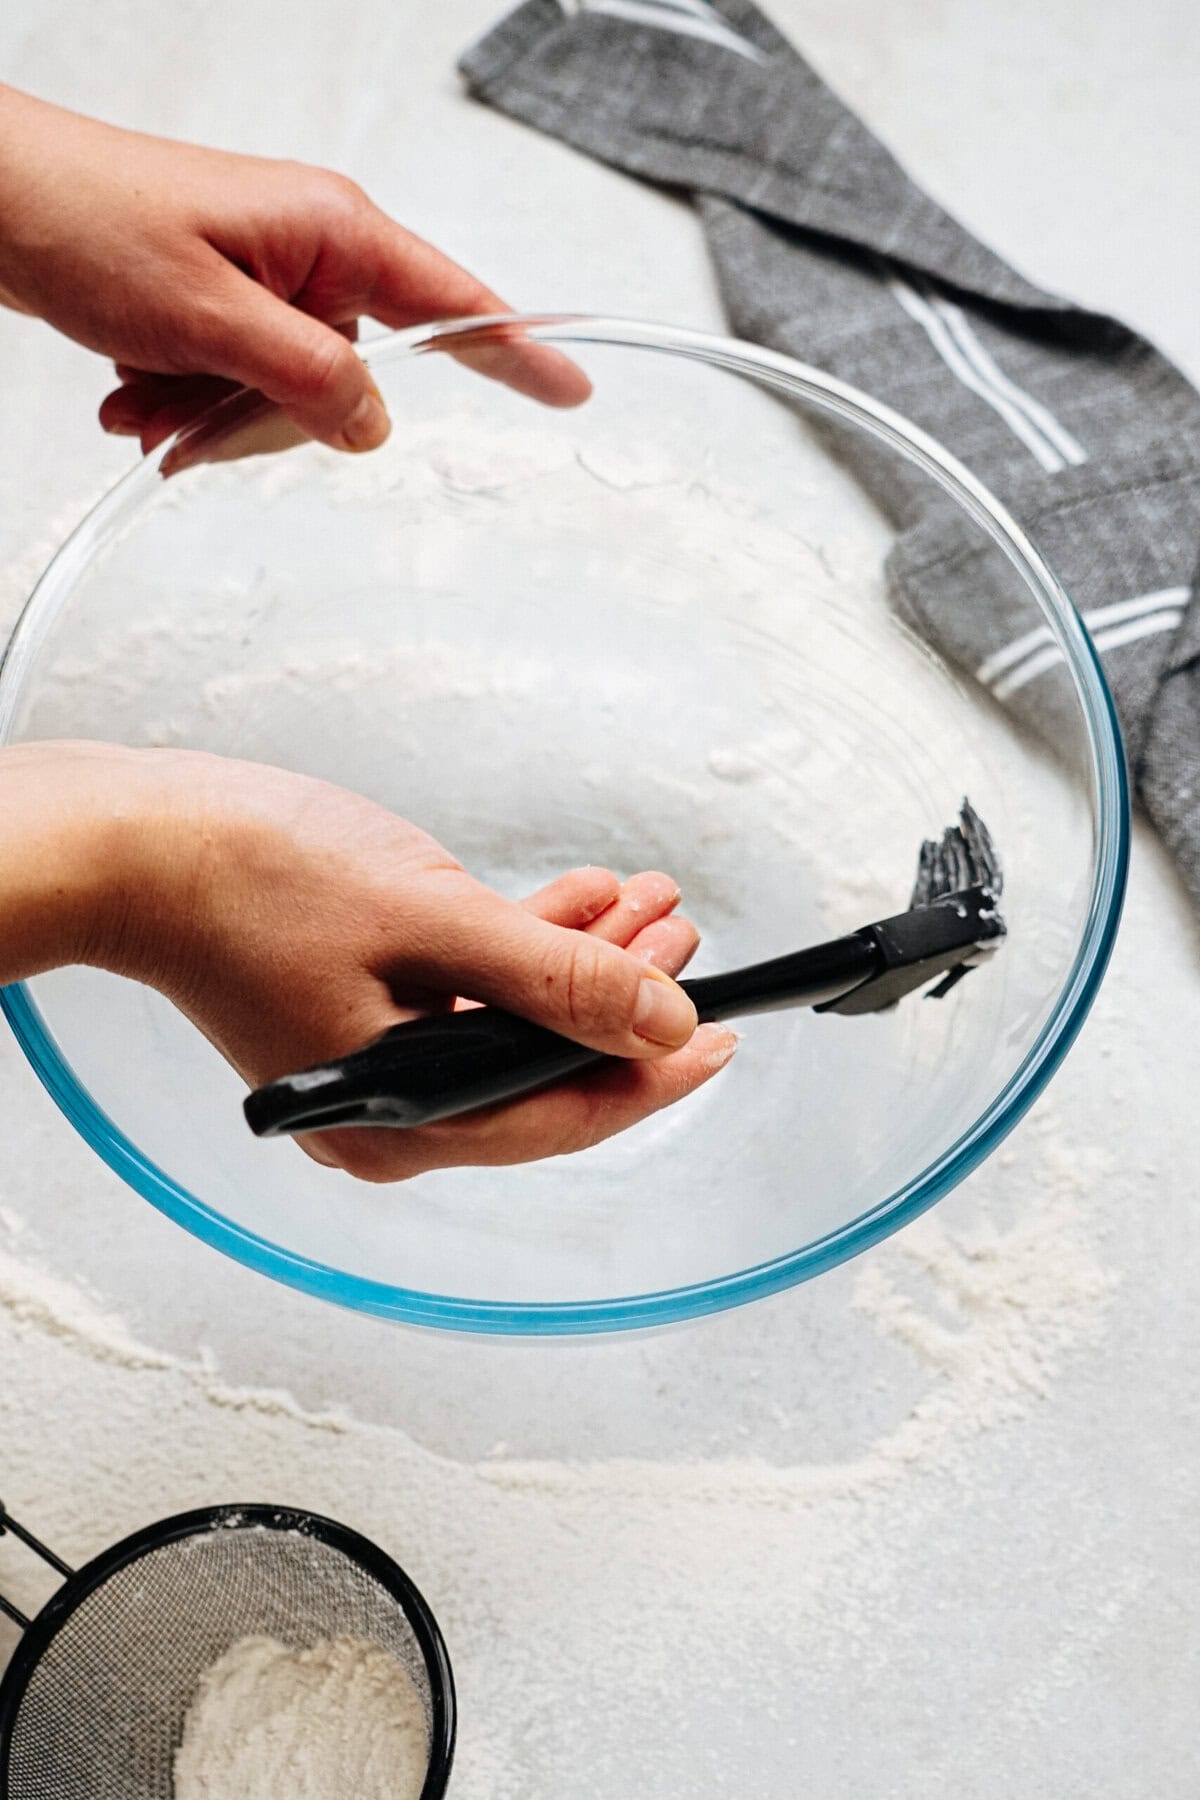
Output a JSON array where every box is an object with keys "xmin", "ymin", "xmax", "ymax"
[{"xmin": 910, "ymin": 800, "xmax": 1003, "ymax": 909}]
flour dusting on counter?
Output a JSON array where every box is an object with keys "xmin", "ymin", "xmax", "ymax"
[{"xmin": 0, "ymin": 1100, "xmax": 1114, "ymax": 1796}]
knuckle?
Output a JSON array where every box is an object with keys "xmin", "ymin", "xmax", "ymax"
[
  {"xmin": 311, "ymin": 167, "xmax": 369, "ymax": 224},
  {"xmin": 553, "ymin": 939, "xmax": 638, "ymax": 1039},
  {"xmin": 456, "ymin": 273, "xmax": 501, "ymax": 316},
  {"xmin": 180, "ymin": 283, "xmax": 240, "ymax": 364},
  {"xmin": 292, "ymin": 327, "xmax": 353, "ymax": 403}
]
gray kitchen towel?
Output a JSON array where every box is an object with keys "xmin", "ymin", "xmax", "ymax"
[{"xmin": 461, "ymin": 0, "xmax": 1200, "ymax": 906}]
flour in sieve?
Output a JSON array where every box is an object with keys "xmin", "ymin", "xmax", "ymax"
[{"xmin": 172, "ymin": 1633, "xmax": 428, "ymax": 1800}]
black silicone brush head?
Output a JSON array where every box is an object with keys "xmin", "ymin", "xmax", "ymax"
[
  {"xmin": 911, "ymin": 798, "xmax": 1003, "ymax": 908},
  {"xmin": 820, "ymin": 800, "xmax": 1006, "ymax": 1016}
]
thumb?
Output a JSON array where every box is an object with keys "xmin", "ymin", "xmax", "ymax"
[
  {"xmin": 204, "ymin": 273, "xmax": 390, "ymax": 452},
  {"xmin": 399, "ymin": 874, "xmax": 700, "ymax": 1060}
]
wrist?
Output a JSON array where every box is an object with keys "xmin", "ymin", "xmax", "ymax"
[
  {"xmin": 0, "ymin": 741, "xmax": 123, "ymax": 981},
  {"xmin": 0, "ymin": 87, "xmax": 112, "ymax": 320},
  {"xmin": 0, "ymin": 740, "xmax": 200, "ymax": 986},
  {"xmin": 0, "ymin": 87, "xmax": 52, "ymax": 312}
]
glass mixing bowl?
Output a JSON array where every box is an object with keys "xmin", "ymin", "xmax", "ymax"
[{"xmin": 0, "ymin": 316, "xmax": 1127, "ymax": 1334}]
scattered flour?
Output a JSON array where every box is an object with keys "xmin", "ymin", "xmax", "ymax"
[
  {"xmin": 0, "ymin": 1101, "xmax": 1116, "ymax": 1795},
  {"xmin": 0, "ymin": 1239, "xmax": 348, "ymax": 1430},
  {"xmin": 0, "ymin": 490, "xmax": 109, "ymax": 642},
  {"xmin": 173, "ymin": 1634, "xmax": 428, "ymax": 1800},
  {"xmin": 479, "ymin": 1131, "xmax": 1115, "ymax": 1505},
  {"xmin": 0, "ymin": 428, "xmax": 1122, "ymax": 1794},
  {"xmin": 0, "ymin": 1241, "xmax": 174, "ymax": 1372}
]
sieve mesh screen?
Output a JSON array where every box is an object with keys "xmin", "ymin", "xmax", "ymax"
[{"xmin": 2, "ymin": 1515, "xmax": 437, "ymax": 1800}]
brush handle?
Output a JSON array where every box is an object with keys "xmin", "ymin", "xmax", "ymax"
[
  {"xmin": 685, "ymin": 935, "xmax": 881, "ymax": 1022},
  {"xmin": 244, "ymin": 933, "xmax": 881, "ymax": 1136}
]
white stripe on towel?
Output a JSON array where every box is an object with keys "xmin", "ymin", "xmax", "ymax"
[
  {"xmin": 653, "ymin": 0, "xmax": 738, "ymax": 17},
  {"xmin": 976, "ymin": 585, "xmax": 1189, "ymax": 687},
  {"xmin": 888, "ymin": 276, "xmax": 1084, "ymax": 474},
  {"xmin": 992, "ymin": 611, "xmax": 1183, "ymax": 700},
  {"xmin": 979, "ymin": 586, "xmax": 1188, "ymax": 701},
  {"xmin": 581, "ymin": 0, "xmax": 766, "ymax": 61},
  {"xmin": 933, "ymin": 296, "xmax": 1087, "ymax": 469}
]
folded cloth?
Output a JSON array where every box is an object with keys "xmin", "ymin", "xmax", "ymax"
[{"xmin": 461, "ymin": 0, "xmax": 1200, "ymax": 905}]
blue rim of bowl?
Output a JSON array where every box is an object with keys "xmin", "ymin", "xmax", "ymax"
[{"xmin": 0, "ymin": 315, "xmax": 1129, "ymax": 1335}]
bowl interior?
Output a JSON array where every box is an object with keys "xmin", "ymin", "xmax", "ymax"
[{"xmin": 0, "ymin": 320, "xmax": 1124, "ymax": 1330}]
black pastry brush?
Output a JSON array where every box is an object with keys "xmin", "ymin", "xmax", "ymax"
[{"xmin": 244, "ymin": 801, "xmax": 1004, "ymax": 1138}]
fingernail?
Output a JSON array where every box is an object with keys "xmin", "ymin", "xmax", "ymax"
[
  {"xmin": 633, "ymin": 968, "xmax": 698, "ymax": 1048},
  {"xmin": 631, "ymin": 918, "xmax": 701, "ymax": 966},
  {"xmin": 338, "ymin": 390, "xmax": 391, "ymax": 452},
  {"xmin": 694, "ymin": 1024, "xmax": 740, "ymax": 1072},
  {"xmin": 626, "ymin": 872, "xmax": 680, "ymax": 906}
]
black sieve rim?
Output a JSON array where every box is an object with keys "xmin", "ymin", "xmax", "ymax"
[{"xmin": 0, "ymin": 1501, "xmax": 456, "ymax": 1800}]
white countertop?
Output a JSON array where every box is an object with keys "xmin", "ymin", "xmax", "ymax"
[{"xmin": 0, "ymin": 3, "xmax": 1195, "ymax": 1794}]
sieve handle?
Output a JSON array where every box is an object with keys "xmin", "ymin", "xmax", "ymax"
[{"xmin": 0, "ymin": 1502, "xmax": 73, "ymax": 1632}]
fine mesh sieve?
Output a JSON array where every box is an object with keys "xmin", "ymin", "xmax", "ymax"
[{"xmin": 0, "ymin": 1501, "xmax": 455, "ymax": 1799}]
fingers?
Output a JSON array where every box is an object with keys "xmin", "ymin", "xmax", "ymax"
[
  {"xmin": 306, "ymin": 1022, "xmax": 739, "ymax": 1181},
  {"xmin": 581, "ymin": 870, "xmax": 678, "ymax": 941},
  {"xmin": 99, "ymin": 372, "xmax": 242, "ymax": 443},
  {"xmin": 302, "ymin": 864, "xmax": 720, "ymax": 1182},
  {"xmin": 157, "ymin": 388, "xmax": 313, "ymax": 478},
  {"xmin": 358, "ymin": 220, "xmax": 506, "ymax": 326},
  {"xmin": 101, "ymin": 313, "xmax": 368, "ymax": 455},
  {"xmin": 446, "ymin": 864, "xmax": 622, "ymax": 1014},
  {"xmin": 360, "ymin": 217, "xmax": 592, "ymax": 409},
  {"xmin": 571, "ymin": 869, "xmax": 701, "ymax": 977},
  {"xmin": 457, "ymin": 866, "xmax": 694, "ymax": 1010},
  {"xmin": 392, "ymin": 869, "xmax": 700, "ymax": 1059},
  {"xmin": 183, "ymin": 269, "xmax": 390, "ymax": 453},
  {"xmin": 100, "ymin": 204, "xmax": 588, "ymax": 464},
  {"xmin": 624, "ymin": 913, "xmax": 701, "ymax": 977},
  {"xmin": 518, "ymin": 866, "xmax": 622, "ymax": 929},
  {"xmin": 519, "ymin": 868, "xmax": 697, "ymax": 961},
  {"xmin": 433, "ymin": 330, "xmax": 594, "ymax": 410},
  {"xmin": 354, "ymin": 211, "xmax": 591, "ymax": 409},
  {"xmin": 101, "ymin": 378, "xmax": 248, "ymax": 452}
]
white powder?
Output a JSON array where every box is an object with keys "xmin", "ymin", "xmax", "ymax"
[
  {"xmin": 173, "ymin": 1634, "xmax": 428, "ymax": 1800},
  {"xmin": 0, "ymin": 1096, "xmax": 1116, "ymax": 1794},
  {"xmin": 0, "ymin": 429, "xmax": 1124, "ymax": 1793},
  {"xmin": 0, "ymin": 1241, "xmax": 175, "ymax": 1372},
  {"xmin": 0, "ymin": 1240, "xmax": 348, "ymax": 1430},
  {"xmin": 0, "ymin": 487, "xmax": 111, "ymax": 641},
  {"xmin": 479, "ymin": 1122, "xmax": 1115, "ymax": 1506}
]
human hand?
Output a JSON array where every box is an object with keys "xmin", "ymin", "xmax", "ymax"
[
  {"xmin": 0, "ymin": 85, "xmax": 588, "ymax": 457},
  {"xmin": 0, "ymin": 743, "xmax": 735, "ymax": 1182}
]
